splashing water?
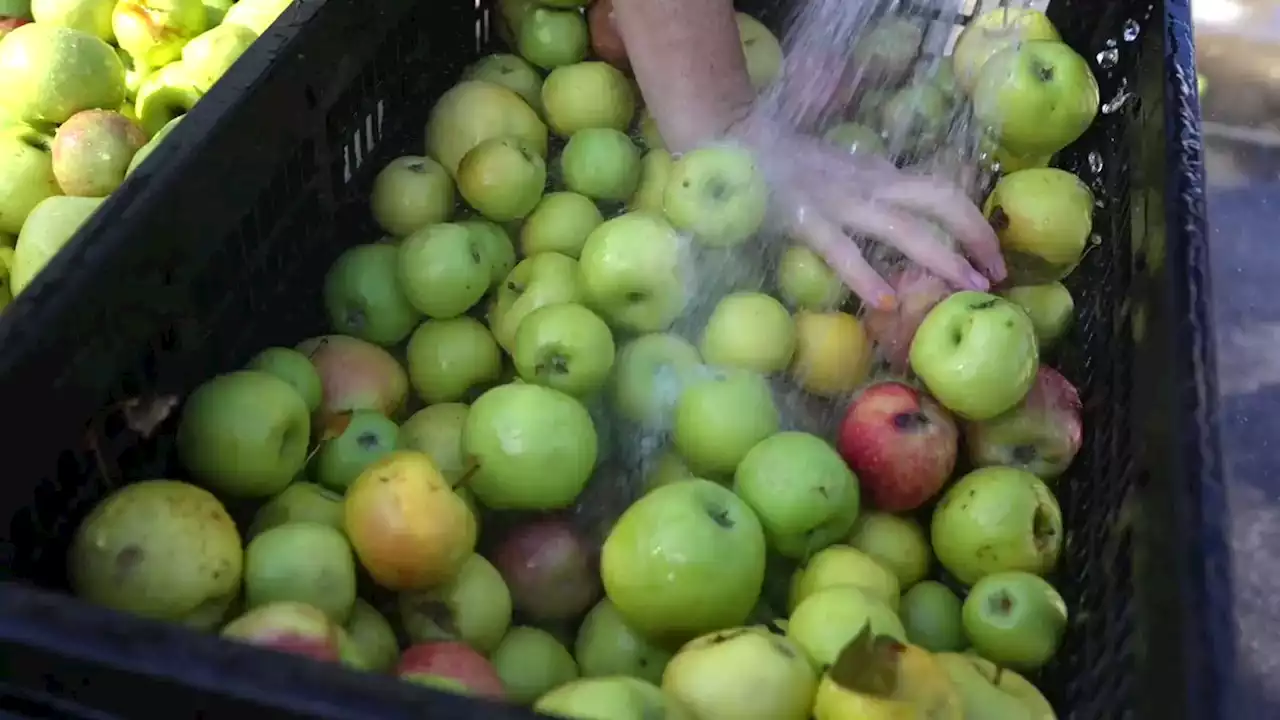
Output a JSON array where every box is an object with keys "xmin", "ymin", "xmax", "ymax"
[{"xmin": 578, "ymin": 0, "xmax": 1037, "ymax": 539}]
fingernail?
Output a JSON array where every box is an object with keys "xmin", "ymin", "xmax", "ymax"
[
  {"xmin": 967, "ymin": 270, "xmax": 990, "ymax": 291},
  {"xmin": 874, "ymin": 294, "xmax": 898, "ymax": 312}
]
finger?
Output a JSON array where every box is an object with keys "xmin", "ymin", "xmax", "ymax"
[
  {"xmin": 791, "ymin": 205, "xmax": 896, "ymax": 311},
  {"xmin": 870, "ymin": 176, "xmax": 1007, "ymax": 282},
  {"xmin": 822, "ymin": 195, "xmax": 991, "ymax": 293}
]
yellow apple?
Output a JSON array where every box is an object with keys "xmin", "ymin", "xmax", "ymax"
[{"xmin": 789, "ymin": 311, "xmax": 873, "ymax": 397}]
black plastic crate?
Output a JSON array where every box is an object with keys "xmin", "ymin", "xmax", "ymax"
[{"xmin": 0, "ymin": 0, "xmax": 1226, "ymax": 717}]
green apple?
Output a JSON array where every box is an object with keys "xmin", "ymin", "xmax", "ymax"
[
  {"xmin": 492, "ymin": 626, "xmax": 580, "ymax": 705},
  {"xmin": 31, "ymin": 0, "xmax": 112, "ymax": 41},
  {"xmin": 993, "ymin": 143, "xmax": 1053, "ymax": 173},
  {"xmin": 323, "ymin": 243, "xmax": 420, "ymax": 346},
  {"xmin": 0, "ymin": 24, "xmax": 126, "ymax": 126},
  {"xmin": 851, "ymin": 17, "xmax": 923, "ymax": 87},
  {"xmin": 541, "ymin": 61, "xmax": 636, "ymax": 136},
  {"xmin": 176, "ymin": 370, "xmax": 311, "ymax": 498},
  {"xmin": 399, "ymin": 552, "xmax": 512, "ymax": 653},
  {"xmin": 457, "ymin": 136, "xmax": 546, "ymax": 222},
  {"xmin": 461, "ymin": 53, "xmax": 543, "ymax": 112},
  {"xmin": 931, "ymin": 466, "xmax": 1063, "ymax": 585},
  {"xmin": 578, "ymin": 211, "xmax": 689, "ymax": 333},
  {"xmin": 637, "ymin": 107, "xmax": 664, "ymax": 151},
  {"xmin": 514, "ymin": 302, "xmax": 616, "ymax": 397},
  {"xmin": 735, "ymin": 12, "xmax": 783, "ymax": 90},
  {"xmin": 425, "ymin": 80, "xmax": 548, "ymax": 177},
  {"xmin": 786, "ymin": 586, "xmax": 906, "ymax": 670},
  {"xmin": 369, "ymin": 155, "xmax": 455, "ymax": 237},
  {"xmin": 734, "ymin": 432, "xmax": 860, "ymax": 559},
  {"xmin": 909, "ymin": 291, "xmax": 1038, "ymax": 421},
  {"xmin": 534, "ymin": 677, "xmax": 691, "ymax": 720},
  {"xmin": 880, "ymin": 82, "xmax": 952, "ymax": 157},
  {"xmin": 0, "ymin": 124, "xmax": 59, "ymax": 235},
  {"xmin": 518, "ymin": 6, "xmax": 588, "ymax": 69},
  {"xmin": 663, "ymin": 146, "xmax": 768, "ymax": 247},
  {"xmin": 935, "ymin": 652, "xmax": 1056, "ymax": 719},
  {"xmin": 343, "ymin": 599, "xmax": 399, "ymax": 672},
  {"xmin": 463, "ymin": 382, "xmax": 598, "ymax": 509},
  {"xmin": 561, "ymin": 128, "xmax": 641, "ymax": 201},
  {"xmin": 575, "ymin": 598, "xmax": 673, "ymax": 684},
  {"xmin": 700, "ymin": 292, "xmax": 796, "ymax": 374},
  {"xmin": 50, "ymin": 109, "xmax": 146, "ymax": 197},
  {"xmin": 112, "ymin": 0, "xmax": 207, "ymax": 68},
  {"xmin": 397, "ymin": 222, "xmax": 491, "ymax": 319},
  {"xmin": 245, "ymin": 346, "xmax": 323, "ymax": 413},
  {"xmin": 116, "ymin": 47, "xmax": 148, "ymax": 101},
  {"xmin": 673, "ymin": 369, "xmax": 779, "ymax": 477},
  {"xmin": 133, "ymin": 60, "xmax": 202, "ymax": 136},
  {"xmin": 846, "ymin": 512, "xmax": 930, "ymax": 590},
  {"xmin": 520, "ymin": 191, "xmax": 603, "ymax": 258},
  {"xmin": 125, "ymin": 115, "xmax": 181, "ymax": 175},
  {"xmin": 220, "ymin": 0, "xmax": 291, "ymax": 35},
  {"xmin": 900, "ymin": 581, "xmax": 965, "ymax": 653},
  {"xmin": 489, "ymin": 251, "xmax": 583, "ymax": 351},
  {"xmin": 313, "ymin": 410, "xmax": 400, "ymax": 493},
  {"xmin": 405, "ymin": 316, "xmax": 502, "ymax": 404},
  {"xmin": 10, "ymin": 195, "xmax": 103, "ymax": 295},
  {"xmin": 663, "ymin": 627, "xmax": 816, "ymax": 720},
  {"xmin": 601, "ymin": 479, "xmax": 766, "ymax": 644},
  {"xmin": 985, "ymin": 168, "xmax": 1094, "ymax": 285},
  {"xmin": 398, "ymin": 403, "xmax": 470, "ymax": 486},
  {"xmin": 68, "ymin": 480, "xmax": 242, "ymax": 629},
  {"xmin": 460, "ymin": 218, "xmax": 516, "ymax": 287},
  {"xmin": 611, "ymin": 333, "xmax": 701, "ymax": 427},
  {"xmin": 776, "ymin": 243, "xmax": 849, "ymax": 311},
  {"xmin": 248, "ymin": 481, "xmax": 344, "ymax": 538},
  {"xmin": 1001, "ymin": 282, "xmax": 1074, "ymax": 348},
  {"xmin": 973, "ymin": 40, "xmax": 1099, "ymax": 157},
  {"xmin": 788, "ymin": 545, "xmax": 899, "ymax": 614},
  {"xmin": 951, "ymin": 7, "xmax": 1061, "ymax": 92},
  {"xmin": 627, "ymin": 149, "xmax": 672, "ymax": 215},
  {"xmin": 244, "ymin": 522, "xmax": 357, "ymax": 622},
  {"xmin": 201, "ymin": 0, "xmax": 232, "ymax": 24},
  {"xmin": 181, "ymin": 23, "xmax": 255, "ymax": 92},
  {"xmin": 962, "ymin": 571, "xmax": 1067, "ymax": 671},
  {"xmin": 822, "ymin": 122, "xmax": 887, "ymax": 157}
]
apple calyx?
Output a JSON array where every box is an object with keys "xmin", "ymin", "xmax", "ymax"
[
  {"xmin": 828, "ymin": 625, "xmax": 905, "ymax": 697},
  {"xmin": 891, "ymin": 411, "xmax": 932, "ymax": 432},
  {"xmin": 988, "ymin": 205, "xmax": 1010, "ymax": 232},
  {"xmin": 986, "ymin": 589, "xmax": 1016, "ymax": 617},
  {"xmin": 406, "ymin": 161, "xmax": 430, "ymax": 174},
  {"xmin": 410, "ymin": 597, "xmax": 460, "ymax": 638},
  {"xmin": 1032, "ymin": 503, "xmax": 1058, "ymax": 551},
  {"xmin": 1033, "ymin": 60, "xmax": 1055, "ymax": 83},
  {"xmin": 704, "ymin": 503, "xmax": 735, "ymax": 529}
]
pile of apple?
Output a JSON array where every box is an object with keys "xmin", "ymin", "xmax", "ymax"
[
  {"xmin": 0, "ymin": 0, "xmax": 295, "ymax": 308},
  {"xmin": 63, "ymin": 2, "xmax": 1106, "ymax": 719}
]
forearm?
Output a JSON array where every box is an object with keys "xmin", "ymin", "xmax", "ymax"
[{"xmin": 611, "ymin": 0, "xmax": 755, "ymax": 153}]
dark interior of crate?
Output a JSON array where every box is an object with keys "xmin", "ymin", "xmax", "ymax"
[{"xmin": 0, "ymin": 0, "xmax": 1163, "ymax": 715}]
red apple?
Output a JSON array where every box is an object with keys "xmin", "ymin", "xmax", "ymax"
[
  {"xmin": 492, "ymin": 518, "xmax": 599, "ymax": 622},
  {"xmin": 964, "ymin": 366, "xmax": 1083, "ymax": 480},
  {"xmin": 837, "ymin": 380, "xmax": 958, "ymax": 511},
  {"xmin": 0, "ymin": 17, "xmax": 30, "ymax": 39},
  {"xmin": 397, "ymin": 641, "xmax": 505, "ymax": 699},
  {"xmin": 588, "ymin": 0, "xmax": 629, "ymax": 70},
  {"xmin": 221, "ymin": 601, "xmax": 345, "ymax": 662},
  {"xmin": 863, "ymin": 267, "xmax": 952, "ymax": 372}
]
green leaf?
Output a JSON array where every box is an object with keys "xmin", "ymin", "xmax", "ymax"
[{"xmin": 828, "ymin": 625, "xmax": 907, "ymax": 698}]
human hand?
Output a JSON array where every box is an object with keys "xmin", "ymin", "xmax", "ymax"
[{"xmin": 728, "ymin": 114, "xmax": 1006, "ymax": 311}]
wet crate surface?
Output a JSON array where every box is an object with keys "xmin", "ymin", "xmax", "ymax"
[{"xmin": 0, "ymin": 0, "xmax": 1219, "ymax": 717}]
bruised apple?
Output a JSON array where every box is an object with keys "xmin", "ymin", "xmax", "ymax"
[
  {"xmin": 398, "ymin": 641, "xmax": 506, "ymax": 699},
  {"xmin": 221, "ymin": 601, "xmax": 345, "ymax": 662},
  {"xmin": 964, "ymin": 366, "xmax": 1083, "ymax": 480},
  {"xmin": 343, "ymin": 451, "xmax": 477, "ymax": 590},
  {"xmin": 862, "ymin": 267, "xmax": 951, "ymax": 372},
  {"xmin": 493, "ymin": 517, "xmax": 600, "ymax": 622},
  {"xmin": 836, "ymin": 381, "xmax": 958, "ymax": 512},
  {"xmin": 399, "ymin": 553, "xmax": 512, "ymax": 653},
  {"xmin": 297, "ymin": 334, "xmax": 409, "ymax": 423}
]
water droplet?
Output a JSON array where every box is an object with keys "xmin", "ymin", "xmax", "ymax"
[
  {"xmin": 1096, "ymin": 48, "xmax": 1119, "ymax": 68},
  {"xmin": 1123, "ymin": 19, "xmax": 1140, "ymax": 41},
  {"xmin": 1091, "ymin": 234, "xmax": 1103, "ymax": 246},
  {"xmin": 1095, "ymin": 197, "xmax": 1106, "ymax": 208},
  {"xmin": 1088, "ymin": 152, "xmax": 1103, "ymax": 174},
  {"xmin": 1102, "ymin": 80, "xmax": 1132, "ymax": 114},
  {"xmin": 1106, "ymin": 38, "xmax": 1118, "ymax": 48}
]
